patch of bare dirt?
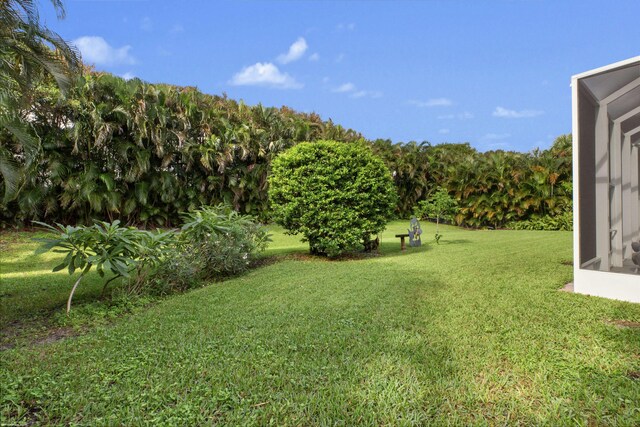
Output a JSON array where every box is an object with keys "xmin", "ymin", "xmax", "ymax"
[
  {"xmin": 559, "ymin": 282, "xmax": 574, "ymax": 292},
  {"xmin": 1, "ymin": 320, "xmax": 81, "ymax": 352},
  {"xmin": 607, "ymin": 320, "xmax": 640, "ymax": 329}
]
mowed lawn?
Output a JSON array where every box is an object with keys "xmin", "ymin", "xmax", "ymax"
[{"xmin": 1, "ymin": 222, "xmax": 639, "ymax": 425}]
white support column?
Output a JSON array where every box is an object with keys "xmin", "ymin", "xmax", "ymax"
[
  {"xmin": 595, "ymin": 105, "xmax": 610, "ymax": 271},
  {"xmin": 637, "ymin": 145, "xmax": 640, "ymax": 242},
  {"xmin": 627, "ymin": 128, "xmax": 640, "ymax": 243},
  {"xmin": 621, "ymin": 131, "xmax": 632, "ymax": 259},
  {"xmin": 613, "ymin": 108, "xmax": 640, "ymax": 261},
  {"xmin": 610, "ymin": 122, "xmax": 623, "ymax": 266},
  {"xmin": 633, "ymin": 141, "xmax": 640, "ymax": 243}
]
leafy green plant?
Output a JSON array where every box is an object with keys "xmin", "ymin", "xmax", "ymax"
[
  {"xmin": 179, "ymin": 205, "xmax": 270, "ymax": 279},
  {"xmin": 33, "ymin": 206, "xmax": 269, "ymax": 312},
  {"xmin": 33, "ymin": 220, "xmax": 175, "ymax": 312},
  {"xmin": 506, "ymin": 208, "xmax": 573, "ymax": 231},
  {"xmin": 121, "ymin": 228, "xmax": 178, "ymax": 294},
  {"xmin": 269, "ymin": 140, "xmax": 397, "ymax": 256},
  {"xmin": 414, "ymin": 187, "xmax": 458, "ymax": 244},
  {"xmin": 141, "ymin": 246, "xmax": 202, "ymax": 295}
]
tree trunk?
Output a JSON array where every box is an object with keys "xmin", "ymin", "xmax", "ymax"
[{"xmin": 67, "ymin": 274, "xmax": 84, "ymax": 314}]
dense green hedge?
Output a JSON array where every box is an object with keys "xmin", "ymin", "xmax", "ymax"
[
  {"xmin": 1, "ymin": 72, "xmax": 573, "ymax": 229},
  {"xmin": 0, "ymin": 73, "xmax": 361, "ymax": 226}
]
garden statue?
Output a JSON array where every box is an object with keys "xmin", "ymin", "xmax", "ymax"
[{"xmin": 408, "ymin": 216, "xmax": 422, "ymax": 247}]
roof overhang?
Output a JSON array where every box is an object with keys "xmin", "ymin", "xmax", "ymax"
[{"xmin": 572, "ymin": 56, "xmax": 640, "ymax": 125}]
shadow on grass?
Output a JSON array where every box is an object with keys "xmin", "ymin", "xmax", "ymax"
[
  {"xmin": 437, "ymin": 238, "xmax": 472, "ymax": 245},
  {"xmin": 377, "ymin": 241, "xmax": 432, "ymax": 259},
  {"xmin": 0, "ymin": 269, "xmax": 119, "ymax": 327}
]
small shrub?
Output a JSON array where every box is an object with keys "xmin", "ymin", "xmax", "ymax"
[
  {"xmin": 34, "ymin": 220, "xmax": 175, "ymax": 313},
  {"xmin": 413, "ymin": 188, "xmax": 458, "ymax": 244},
  {"xmin": 268, "ymin": 140, "xmax": 397, "ymax": 256},
  {"xmin": 141, "ymin": 246, "xmax": 202, "ymax": 295},
  {"xmin": 179, "ymin": 205, "xmax": 270, "ymax": 279}
]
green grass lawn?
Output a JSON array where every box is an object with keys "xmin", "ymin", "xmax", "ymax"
[{"xmin": 1, "ymin": 221, "xmax": 639, "ymax": 425}]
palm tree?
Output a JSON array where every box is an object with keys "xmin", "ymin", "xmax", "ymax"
[{"xmin": 0, "ymin": 0, "xmax": 80, "ymax": 202}]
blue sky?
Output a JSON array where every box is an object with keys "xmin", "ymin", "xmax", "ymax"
[{"xmin": 41, "ymin": 0, "xmax": 639, "ymax": 152}]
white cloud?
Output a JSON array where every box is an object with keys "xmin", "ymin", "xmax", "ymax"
[
  {"xmin": 229, "ymin": 62, "xmax": 302, "ymax": 89},
  {"xmin": 481, "ymin": 133, "xmax": 511, "ymax": 141},
  {"xmin": 335, "ymin": 53, "xmax": 345, "ymax": 63},
  {"xmin": 277, "ymin": 37, "xmax": 308, "ymax": 64},
  {"xmin": 140, "ymin": 17, "xmax": 152, "ymax": 32},
  {"xmin": 493, "ymin": 106, "xmax": 544, "ymax": 118},
  {"xmin": 486, "ymin": 142, "xmax": 510, "ymax": 150},
  {"xmin": 332, "ymin": 83, "xmax": 381, "ymax": 99},
  {"xmin": 121, "ymin": 72, "xmax": 135, "ymax": 80},
  {"xmin": 438, "ymin": 128, "xmax": 450, "ymax": 134},
  {"xmin": 308, "ymin": 53, "xmax": 320, "ymax": 62},
  {"xmin": 73, "ymin": 36, "xmax": 136, "ymax": 66},
  {"xmin": 337, "ymin": 23, "xmax": 356, "ymax": 31},
  {"xmin": 332, "ymin": 82, "xmax": 356, "ymax": 93},
  {"xmin": 156, "ymin": 46, "xmax": 172, "ymax": 57},
  {"xmin": 409, "ymin": 98, "xmax": 453, "ymax": 108},
  {"xmin": 438, "ymin": 111, "xmax": 474, "ymax": 120},
  {"xmin": 170, "ymin": 24, "xmax": 184, "ymax": 34}
]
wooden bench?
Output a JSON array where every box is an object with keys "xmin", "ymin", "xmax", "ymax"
[{"xmin": 395, "ymin": 233, "xmax": 410, "ymax": 251}]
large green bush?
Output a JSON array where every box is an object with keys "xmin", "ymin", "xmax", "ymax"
[{"xmin": 269, "ymin": 140, "xmax": 397, "ymax": 256}]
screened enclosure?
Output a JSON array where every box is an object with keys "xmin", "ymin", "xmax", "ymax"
[{"xmin": 572, "ymin": 56, "xmax": 640, "ymax": 303}]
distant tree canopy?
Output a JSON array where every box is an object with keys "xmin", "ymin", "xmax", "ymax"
[
  {"xmin": 0, "ymin": 69, "xmax": 572, "ymax": 229},
  {"xmin": 370, "ymin": 136, "xmax": 572, "ymax": 228}
]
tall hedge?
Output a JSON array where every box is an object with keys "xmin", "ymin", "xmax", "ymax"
[
  {"xmin": 0, "ymin": 73, "xmax": 362, "ymax": 226},
  {"xmin": 268, "ymin": 140, "xmax": 397, "ymax": 256},
  {"xmin": 0, "ymin": 70, "xmax": 573, "ymax": 229}
]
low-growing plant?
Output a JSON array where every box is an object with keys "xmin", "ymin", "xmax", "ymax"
[
  {"xmin": 34, "ymin": 206, "xmax": 270, "ymax": 312},
  {"xmin": 179, "ymin": 205, "xmax": 270, "ymax": 279},
  {"xmin": 136, "ymin": 246, "xmax": 202, "ymax": 295},
  {"xmin": 122, "ymin": 229, "xmax": 179, "ymax": 294},
  {"xmin": 34, "ymin": 220, "xmax": 175, "ymax": 313},
  {"xmin": 506, "ymin": 209, "xmax": 573, "ymax": 231}
]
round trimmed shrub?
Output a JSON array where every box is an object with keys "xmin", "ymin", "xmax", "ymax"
[{"xmin": 268, "ymin": 140, "xmax": 397, "ymax": 256}]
